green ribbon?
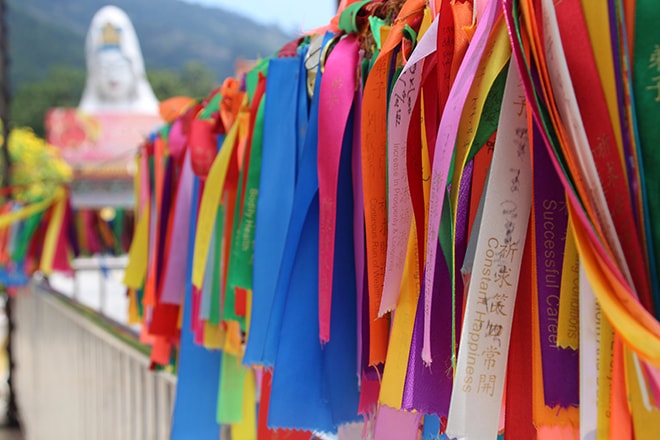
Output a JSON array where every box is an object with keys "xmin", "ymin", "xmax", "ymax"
[
  {"xmin": 223, "ymin": 64, "xmax": 269, "ymax": 328},
  {"xmin": 113, "ymin": 208, "xmax": 126, "ymax": 254},
  {"xmin": 210, "ymin": 204, "xmax": 224, "ymax": 325},
  {"xmin": 199, "ymin": 93, "xmax": 222, "ymax": 120},
  {"xmin": 633, "ymin": 0, "xmax": 660, "ymax": 304},
  {"xmin": 339, "ymin": 0, "xmax": 372, "ymax": 34},
  {"xmin": 465, "ymin": 65, "xmax": 508, "ymax": 164},
  {"xmin": 217, "ymin": 351, "xmax": 246, "ymax": 424},
  {"xmin": 136, "ymin": 287, "xmax": 145, "ymax": 318},
  {"xmin": 12, "ymin": 212, "xmax": 43, "ymax": 263},
  {"xmin": 246, "ymin": 59, "xmax": 269, "ymax": 100},
  {"xmin": 230, "ymin": 96, "xmax": 266, "ymax": 292}
]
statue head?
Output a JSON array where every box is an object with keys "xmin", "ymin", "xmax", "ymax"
[{"xmin": 79, "ymin": 5, "xmax": 159, "ymax": 114}]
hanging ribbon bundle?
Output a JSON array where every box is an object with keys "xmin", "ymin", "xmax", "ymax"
[
  {"xmin": 0, "ymin": 126, "xmax": 134, "ymax": 286},
  {"xmin": 0, "ymin": 127, "xmax": 74, "ymax": 289},
  {"xmin": 123, "ymin": 0, "xmax": 660, "ymax": 438},
  {"xmin": 0, "ymin": 186, "xmax": 72, "ymax": 288},
  {"xmin": 69, "ymin": 207, "xmax": 134, "ymax": 257}
]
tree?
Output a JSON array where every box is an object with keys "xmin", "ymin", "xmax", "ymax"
[
  {"xmin": 148, "ymin": 61, "xmax": 218, "ymax": 101},
  {"xmin": 11, "ymin": 62, "xmax": 218, "ymax": 135},
  {"xmin": 179, "ymin": 61, "xmax": 218, "ymax": 99},
  {"xmin": 147, "ymin": 68, "xmax": 184, "ymax": 102},
  {"xmin": 11, "ymin": 65, "xmax": 85, "ymax": 137}
]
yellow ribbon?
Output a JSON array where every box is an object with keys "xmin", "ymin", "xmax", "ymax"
[
  {"xmin": 450, "ymin": 16, "xmax": 511, "ymax": 210},
  {"xmin": 192, "ymin": 121, "xmax": 239, "ymax": 289},
  {"xmin": 379, "ymin": 220, "xmax": 420, "ymax": 408},
  {"xmin": 569, "ymin": 203, "xmax": 660, "ymax": 367},
  {"xmin": 597, "ymin": 316, "xmax": 615, "ymax": 439},
  {"xmin": 557, "ymin": 218, "xmax": 580, "ymax": 349},
  {"xmin": 123, "ymin": 203, "xmax": 151, "ymax": 289},
  {"xmin": 38, "ymin": 186, "xmax": 67, "ymax": 275},
  {"xmin": 625, "ymin": 348, "xmax": 660, "ymax": 438},
  {"xmin": 0, "ymin": 186, "xmax": 64, "ymax": 229}
]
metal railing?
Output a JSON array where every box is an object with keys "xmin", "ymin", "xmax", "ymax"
[{"xmin": 13, "ymin": 278, "xmax": 176, "ymax": 440}]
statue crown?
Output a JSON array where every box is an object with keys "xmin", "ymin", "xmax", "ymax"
[{"xmin": 101, "ymin": 22, "xmax": 120, "ymax": 46}]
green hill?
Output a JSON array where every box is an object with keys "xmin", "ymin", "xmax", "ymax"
[
  {"xmin": 8, "ymin": 3, "xmax": 86, "ymax": 87},
  {"xmin": 7, "ymin": 0, "xmax": 294, "ymax": 88}
]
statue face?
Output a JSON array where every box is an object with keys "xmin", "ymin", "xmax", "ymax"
[
  {"xmin": 79, "ymin": 6, "xmax": 159, "ymax": 114},
  {"xmin": 95, "ymin": 48, "xmax": 136, "ymax": 103}
]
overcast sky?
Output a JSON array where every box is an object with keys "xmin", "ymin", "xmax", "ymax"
[{"xmin": 183, "ymin": 0, "xmax": 338, "ymax": 33}]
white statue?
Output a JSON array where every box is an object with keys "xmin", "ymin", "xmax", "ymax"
[{"xmin": 78, "ymin": 5, "xmax": 159, "ymax": 114}]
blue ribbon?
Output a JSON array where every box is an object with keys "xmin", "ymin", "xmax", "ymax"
[
  {"xmin": 261, "ymin": 38, "xmax": 325, "ymax": 366},
  {"xmin": 321, "ymin": 107, "xmax": 360, "ymax": 426},
  {"xmin": 266, "ymin": 33, "xmax": 331, "ymax": 431},
  {"xmin": 268, "ymin": 195, "xmax": 333, "ymax": 431},
  {"xmin": 268, "ymin": 33, "xmax": 360, "ymax": 432},
  {"xmin": 243, "ymin": 55, "xmax": 300, "ymax": 366},
  {"xmin": 422, "ymin": 414, "xmax": 441, "ymax": 440},
  {"xmin": 170, "ymin": 177, "xmax": 223, "ymax": 439}
]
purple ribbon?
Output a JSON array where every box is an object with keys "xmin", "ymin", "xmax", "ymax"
[
  {"xmin": 533, "ymin": 122, "xmax": 579, "ymax": 408},
  {"xmin": 402, "ymin": 242, "xmax": 453, "ymax": 416}
]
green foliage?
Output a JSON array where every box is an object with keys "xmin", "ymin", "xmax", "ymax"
[
  {"xmin": 7, "ymin": 2, "xmax": 86, "ymax": 88},
  {"xmin": 0, "ymin": 126, "xmax": 72, "ymax": 203},
  {"xmin": 6, "ymin": 0, "xmax": 292, "ymax": 135},
  {"xmin": 8, "ymin": 0, "xmax": 292, "ymax": 90},
  {"xmin": 148, "ymin": 61, "xmax": 218, "ymax": 101},
  {"xmin": 179, "ymin": 61, "xmax": 219, "ymax": 99},
  {"xmin": 10, "ymin": 63, "xmax": 219, "ymax": 136},
  {"xmin": 10, "ymin": 66, "xmax": 85, "ymax": 137}
]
